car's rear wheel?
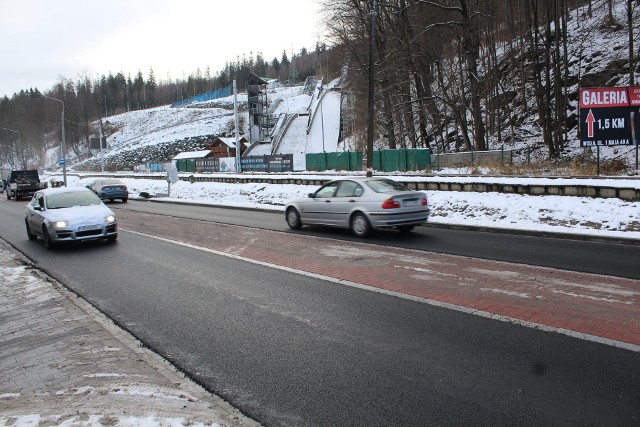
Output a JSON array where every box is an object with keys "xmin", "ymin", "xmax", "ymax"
[
  {"xmin": 122, "ymin": 198, "xmax": 128, "ymax": 203},
  {"xmin": 398, "ymin": 225, "xmax": 415, "ymax": 233},
  {"xmin": 286, "ymin": 207, "xmax": 302, "ymax": 230},
  {"xmin": 25, "ymin": 220, "xmax": 37, "ymax": 241},
  {"xmin": 42, "ymin": 226, "xmax": 55, "ymax": 249},
  {"xmin": 350, "ymin": 212, "xmax": 371, "ymax": 237}
]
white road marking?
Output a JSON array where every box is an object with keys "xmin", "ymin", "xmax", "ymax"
[{"xmin": 122, "ymin": 228, "xmax": 640, "ymax": 353}]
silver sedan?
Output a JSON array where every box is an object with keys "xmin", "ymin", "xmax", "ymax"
[
  {"xmin": 25, "ymin": 187, "xmax": 118, "ymax": 249},
  {"xmin": 285, "ymin": 177, "xmax": 430, "ymax": 237}
]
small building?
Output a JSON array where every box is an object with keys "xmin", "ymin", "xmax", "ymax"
[
  {"xmin": 172, "ymin": 150, "xmax": 214, "ymax": 172},
  {"xmin": 208, "ymin": 136, "xmax": 250, "ymax": 158}
]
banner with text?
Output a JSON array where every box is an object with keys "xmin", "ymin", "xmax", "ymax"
[{"xmin": 580, "ymin": 86, "xmax": 640, "ymax": 147}]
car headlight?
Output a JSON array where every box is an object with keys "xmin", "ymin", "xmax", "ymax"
[
  {"xmin": 105, "ymin": 215, "xmax": 116, "ymax": 223},
  {"xmin": 53, "ymin": 221, "xmax": 68, "ymax": 228}
]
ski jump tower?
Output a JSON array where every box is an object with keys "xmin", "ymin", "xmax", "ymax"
[{"xmin": 247, "ymin": 74, "xmax": 277, "ymax": 143}]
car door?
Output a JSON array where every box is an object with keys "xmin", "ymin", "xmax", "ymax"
[
  {"xmin": 26, "ymin": 193, "xmax": 44, "ymax": 235},
  {"xmin": 329, "ymin": 180, "xmax": 364, "ymax": 227},
  {"xmin": 301, "ymin": 181, "xmax": 340, "ymax": 225}
]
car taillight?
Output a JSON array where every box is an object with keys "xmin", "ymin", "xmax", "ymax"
[
  {"xmin": 421, "ymin": 195, "xmax": 428, "ymax": 206},
  {"xmin": 382, "ymin": 198, "xmax": 401, "ymax": 209}
]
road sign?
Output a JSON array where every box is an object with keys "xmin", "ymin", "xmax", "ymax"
[
  {"xmin": 579, "ymin": 87, "xmax": 633, "ymax": 147},
  {"xmin": 59, "ymin": 157, "xmax": 65, "ymax": 166},
  {"xmin": 163, "ymin": 163, "xmax": 179, "ymax": 184}
]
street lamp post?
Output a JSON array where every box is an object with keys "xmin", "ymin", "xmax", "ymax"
[
  {"xmin": 1, "ymin": 127, "xmax": 20, "ymax": 168},
  {"xmin": 366, "ymin": 0, "xmax": 378, "ymax": 177},
  {"xmin": 42, "ymin": 95, "xmax": 67, "ymax": 186}
]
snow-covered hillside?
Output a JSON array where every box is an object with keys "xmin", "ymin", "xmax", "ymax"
[
  {"xmin": 507, "ymin": 0, "xmax": 640, "ymax": 164},
  {"xmin": 67, "ymin": 0, "xmax": 639, "ymax": 174},
  {"xmin": 71, "ymin": 79, "xmax": 342, "ymax": 172}
]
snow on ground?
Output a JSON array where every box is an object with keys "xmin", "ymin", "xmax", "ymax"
[
  {"xmin": 277, "ymin": 116, "xmax": 311, "ymax": 169},
  {"xmin": 49, "ymin": 173, "xmax": 640, "ymax": 240}
]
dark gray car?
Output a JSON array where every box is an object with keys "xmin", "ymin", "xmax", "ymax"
[
  {"xmin": 285, "ymin": 177, "xmax": 430, "ymax": 237},
  {"xmin": 88, "ymin": 178, "xmax": 129, "ymax": 203}
]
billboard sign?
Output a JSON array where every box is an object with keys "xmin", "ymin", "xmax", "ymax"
[{"xmin": 579, "ymin": 87, "xmax": 635, "ymax": 147}]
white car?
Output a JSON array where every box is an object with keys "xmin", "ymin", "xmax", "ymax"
[{"xmin": 25, "ymin": 187, "xmax": 118, "ymax": 249}]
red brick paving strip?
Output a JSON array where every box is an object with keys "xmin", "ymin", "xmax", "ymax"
[{"xmin": 119, "ymin": 211, "xmax": 640, "ymax": 347}]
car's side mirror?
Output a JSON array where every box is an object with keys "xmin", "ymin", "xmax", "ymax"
[
  {"xmin": 308, "ymin": 193, "xmax": 315, "ymax": 198},
  {"xmin": 33, "ymin": 205, "xmax": 42, "ymax": 211}
]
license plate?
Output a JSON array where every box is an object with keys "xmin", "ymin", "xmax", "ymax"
[
  {"xmin": 403, "ymin": 199, "xmax": 418, "ymax": 207},
  {"xmin": 78, "ymin": 224, "xmax": 101, "ymax": 231}
]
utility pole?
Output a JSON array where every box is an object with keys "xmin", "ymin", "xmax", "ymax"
[
  {"xmin": 366, "ymin": 0, "xmax": 378, "ymax": 177},
  {"xmin": 42, "ymin": 95, "xmax": 67, "ymax": 186},
  {"xmin": 234, "ymin": 80, "xmax": 242, "ymax": 173}
]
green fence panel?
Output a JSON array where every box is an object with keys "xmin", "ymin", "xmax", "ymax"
[
  {"xmin": 349, "ymin": 152, "xmax": 363, "ymax": 171},
  {"xmin": 407, "ymin": 149, "xmax": 431, "ymax": 169},
  {"xmin": 326, "ymin": 152, "xmax": 349, "ymax": 170},
  {"xmin": 306, "ymin": 152, "xmax": 363, "ymax": 171},
  {"xmin": 372, "ymin": 149, "xmax": 431, "ymax": 172},
  {"xmin": 372, "ymin": 151, "xmax": 381, "ymax": 171},
  {"xmin": 182, "ymin": 150, "xmax": 426, "ymax": 173},
  {"xmin": 176, "ymin": 159, "xmax": 196, "ymax": 172},
  {"xmin": 372, "ymin": 150, "xmax": 403, "ymax": 171},
  {"xmin": 306, "ymin": 153, "xmax": 327, "ymax": 171}
]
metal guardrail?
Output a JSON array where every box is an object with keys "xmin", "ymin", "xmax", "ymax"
[
  {"xmin": 91, "ymin": 173, "xmax": 640, "ymax": 201},
  {"xmin": 432, "ymin": 149, "xmax": 515, "ymax": 168}
]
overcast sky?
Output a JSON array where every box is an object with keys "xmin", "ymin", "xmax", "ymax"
[{"xmin": 0, "ymin": 0, "xmax": 322, "ymax": 98}]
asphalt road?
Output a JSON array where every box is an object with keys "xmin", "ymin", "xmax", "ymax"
[
  {"xmin": 118, "ymin": 199, "xmax": 640, "ymax": 279},
  {"xmin": 1, "ymin": 198, "xmax": 639, "ymax": 426}
]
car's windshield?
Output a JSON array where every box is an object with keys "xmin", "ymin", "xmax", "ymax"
[
  {"xmin": 366, "ymin": 179, "xmax": 411, "ymax": 193},
  {"xmin": 46, "ymin": 191, "xmax": 102, "ymax": 209}
]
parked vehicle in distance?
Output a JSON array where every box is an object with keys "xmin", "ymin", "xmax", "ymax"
[
  {"xmin": 87, "ymin": 178, "xmax": 129, "ymax": 202},
  {"xmin": 285, "ymin": 177, "xmax": 430, "ymax": 237},
  {"xmin": 6, "ymin": 170, "xmax": 47, "ymax": 200},
  {"xmin": 25, "ymin": 187, "xmax": 118, "ymax": 249}
]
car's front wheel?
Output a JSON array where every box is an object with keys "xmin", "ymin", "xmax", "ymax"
[
  {"xmin": 25, "ymin": 220, "xmax": 37, "ymax": 241},
  {"xmin": 350, "ymin": 212, "xmax": 371, "ymax": 237},
  {"xmin": 42, "ymin": 226, "xmax": 55, "ymax": 249},
  {"xmin": 286, "ymin": 207, "xmax": 302, "ymax": 230},
  {"xmin": 122, "ymin": 198, "xmax": 128, "ymax": 203}
]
